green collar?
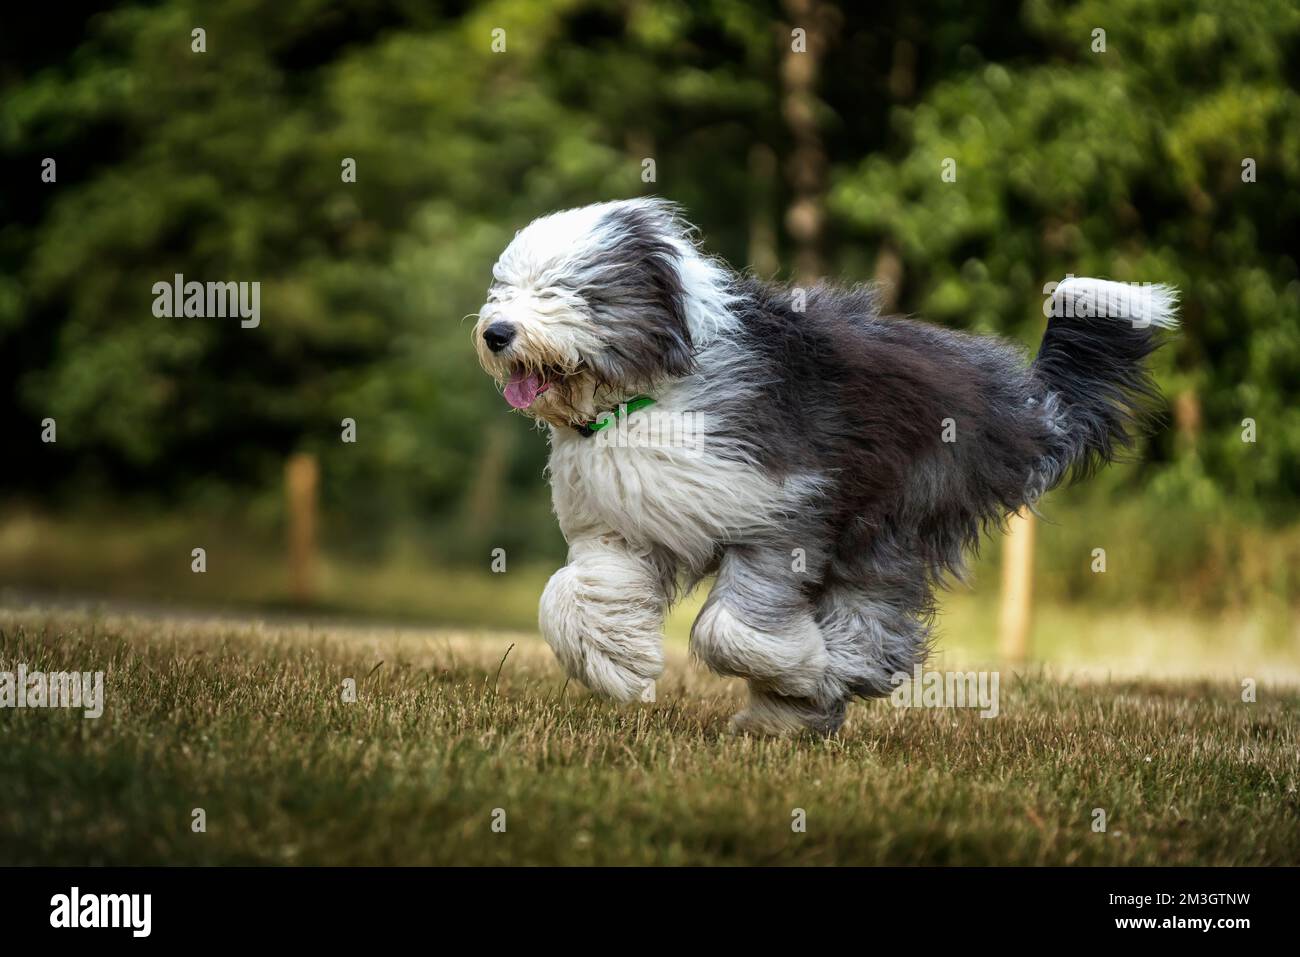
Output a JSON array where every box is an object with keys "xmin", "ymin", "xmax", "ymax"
[{"xmin": 577, "ymin": 395, "xmax": 656, "ymax": 437}]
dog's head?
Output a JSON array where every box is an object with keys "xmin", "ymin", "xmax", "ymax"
[{"xmin": 473, "ymin": 198, "xmax": 704, "ymax": 428}]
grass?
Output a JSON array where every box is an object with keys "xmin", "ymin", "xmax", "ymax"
[
  {"xmin": 1, "ymin": 606, "xmax": 1297, "ymax": 865},
  {"xmin": 0, "ymin": 508, "xmax": 549, "ymax": 630},
  {"xmin": 4, "ymin": 507, "xmax": 1298, "ymax": 682},
  {"xmin": 6, "ymin": 502, "xmax": 1300, "ymax": 640}
]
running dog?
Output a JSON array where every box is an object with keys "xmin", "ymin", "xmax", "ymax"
[{"xmin": 473, "ymin": 198, "xmax": 1177, "ymax": 734}]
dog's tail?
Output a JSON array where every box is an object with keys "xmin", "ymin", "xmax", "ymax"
[{"xmin": 1031, "ymin": 277, "xmax": 1179, "ymax": 489}]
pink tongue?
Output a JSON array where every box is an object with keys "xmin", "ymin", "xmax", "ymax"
[{"xmin": 504, "ymin": 371, "xmax": 543, "ymax": 409}]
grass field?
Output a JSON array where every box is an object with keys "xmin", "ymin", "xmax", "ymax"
[{"xmin": 2, "ymin": 605, "xmax": 1296, "ymax": 866}]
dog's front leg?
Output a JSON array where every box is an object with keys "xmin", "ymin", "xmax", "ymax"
[
  {"xmin": 538, "ymin": 535, "xmax": 671, "ymax": 702},
  {"xmin": 691, "ymin": 545, "xmax": 833, "ymax": 732}
]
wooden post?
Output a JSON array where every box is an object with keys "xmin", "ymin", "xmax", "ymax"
[
  {"xmin": 1174, "ymin": 388, "xmax": 1201, "ymax": 448},
  {"xmin": 998, "ymin": 507, "xmax": 1036, "ymax": 662},
  {"xmin": 465, "ymin": 424, "xmax": 511, "ymax": 548},
  {"xmin": 873, "ymin": 240, "xmax": 903, "ymax": 312},
  {"xmin": 748, "ymin": 144, "xmax": 779, "ymax": 279},
  {"xmin": 285, "ymin": 452, "xmax": 319, "ymax": 604},
  {"xmin": 781, "ymin": 0, "xmax": 832, "ymax": 283}
]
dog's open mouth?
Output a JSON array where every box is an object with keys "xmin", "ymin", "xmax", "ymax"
[
  {"xmin": 504, "ymin": 369, "xmax": 548, "ymax": 409},
  {"xmin": 502, "ymin": 360, "xmax": 588, "ymax": 410},
  {"xmin": 504, "ymin": 365, "xmax": 564, "ymax": 409}
]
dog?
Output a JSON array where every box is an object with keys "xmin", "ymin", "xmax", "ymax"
[{"xmin": 473, "ymin": 197, "xmax": 1177, "ymax": 734}]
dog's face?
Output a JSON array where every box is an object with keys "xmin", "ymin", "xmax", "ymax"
[{"xmin": 474, "ymin": 198, "xmax": 696, "ymax": 428}]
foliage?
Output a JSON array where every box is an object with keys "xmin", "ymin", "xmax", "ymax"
[{"xmin": 1, "ymin": 0, "xmax": 1296, "ymax": 569}]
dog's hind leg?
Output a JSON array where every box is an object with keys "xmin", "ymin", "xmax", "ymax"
[
  {"xmin": 814, "ymin": 580, "xmax": 932, "ymax": 702},
  {"xmin": 730, "ymin": 686, "xmax": 849, "ymax": 736},
  {"xmin": 691, "ymin": 545, "xmax": 834, "ymax": 730},
  {"xmin": 812, "ymin": 527, "xmax": 936, "ymax": 711},
  {"xmin": 725, "ymin": 575, "xmax": 932, "ymax": 736},
  {"xmin": 539, "ymin": 534, "xmax": 675, "ymax": 702}
]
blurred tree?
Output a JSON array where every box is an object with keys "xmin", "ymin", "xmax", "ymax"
[
  {"xmin": 1, "ymin": 0, "xmax": 1296, "ymax": 574},
  {"xmin": 780, "ymin": 0, "xmax": 835, "ymax": 281},
  {"xmin": 831, "ymin": 0, "xmax": 1300, "ymax": 507},
  {"xmin": 0, "ymin": 0, "xmax": 782, "ymax": 560}
]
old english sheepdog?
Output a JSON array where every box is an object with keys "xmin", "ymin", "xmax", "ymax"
[{"xmin": 473, "ymin": 197, "xmax": 1178, "ymax": 734}]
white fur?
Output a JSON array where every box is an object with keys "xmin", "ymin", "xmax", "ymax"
[
  {"xmin": 501, "ymin": 200, "xmax": 835, "ymax": 721},
  {"xmin": 538, "ymin": 536, "xmax": 667, "ymax": 702},
  {"xmin": 1053, "ymin": 277, "xmax": 1180, "ymax": 329},
  {"xmin": 542, "ymin": 374, "xmax": 828, "ymax": 701},
  {"xmin": 549, "ymin": 398, "xmax": 824, "ymax": 573},
  {"xmin": 691, "ymin": 589, "xmax": 827, "ymax": 697},
  {"xmin": 492, "ymin": 203, "xmax": 615, "ymax": 289},
  {"xmin": 667, "ymin": 240, "xmax": 743, "ymax": 346},
  {"xmin": 492, "ymin": 201, "xmax": 1177, "ymax": 735},
  {"xmin": 491, "ymin": 200, "xmax": 742, "ymax": 350}
]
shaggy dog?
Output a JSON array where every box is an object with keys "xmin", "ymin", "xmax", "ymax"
[{"xmin": 473, "ymin": 198, "xmax": 1177, "ymax": 734}]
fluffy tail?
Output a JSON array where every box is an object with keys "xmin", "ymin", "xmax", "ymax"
[{"xmin": 1032, "ymin": 277, "xmax": 1179, "ymax": 487}]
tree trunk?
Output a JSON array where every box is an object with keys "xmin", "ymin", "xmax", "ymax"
[
  {"xmin": 465, "ymin": 424, "xmax": 512, "ymax": 545},
  {"xmin": 781, "ymin": 0, "xmax": 831, "ymax": 283},
  {"xmin": 285, "ymin": 452, "xmax": 319, "ymax": 604}
]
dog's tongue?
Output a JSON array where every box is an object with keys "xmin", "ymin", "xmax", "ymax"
[{"xmin": 504, "ymin": 370, "xmax": 543, "ymax": 409}]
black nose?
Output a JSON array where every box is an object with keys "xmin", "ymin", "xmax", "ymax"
[{"xmin": 483, "ymin": 322, "xmax": 516, "ymax": 354}]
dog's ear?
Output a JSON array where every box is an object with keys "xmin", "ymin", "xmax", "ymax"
[{"xmin": 586, "ymin": 200, "xmax": 695, "ymax": 382}]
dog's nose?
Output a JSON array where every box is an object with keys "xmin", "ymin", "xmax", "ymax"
[{"xmin": 483, "ymin": 322, "xmax": 516, "ymax": 354}]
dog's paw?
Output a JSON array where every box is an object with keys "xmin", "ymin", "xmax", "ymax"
[
  {"xmin": 729, "ymin": 688, "xmax": 847, "ymax": 737},
  {"xmin": 691, "ymin": 601, "xmax": 827, "ymax": 697},
  {"xmin": 539, "ymin": 561, "xmax": 665, "ymax": 702},
  {"xmin": 576, "ymin": 637, "xmax": 661, "ymax": 703}
]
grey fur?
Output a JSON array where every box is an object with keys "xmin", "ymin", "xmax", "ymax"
[{"xmin": 477, "ymin": 198, "xmax": 1177, "ymax": 734}]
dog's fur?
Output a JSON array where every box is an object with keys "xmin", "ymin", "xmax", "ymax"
[{"xmin": 474, "ymin": 198, "xmax": 1177, "ymax": 734}]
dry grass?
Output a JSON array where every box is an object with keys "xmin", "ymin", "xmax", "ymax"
[{"xmin": 1, "ymin": 606, "xmax": 1297, "ymax": 865}]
